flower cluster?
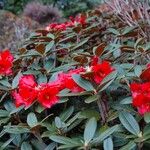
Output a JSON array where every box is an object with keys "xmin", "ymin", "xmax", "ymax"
[
  {"xmin": 130, "ymin": 82, "xmax": 150, "ymax": 115},
  {"xmin": 0, "ymin": 50, "xmax": 14, "ymax": 75},
  {"xmin": 46, "ymin": 15, "xmax": 86, "ymax": 31},
  {"xmin": 12, "ymin": 59, "xmax": 114, "ymax": 109},
  {"xmin": 130, "ymin": 64, "xmax": 150, "ymax": 115}
]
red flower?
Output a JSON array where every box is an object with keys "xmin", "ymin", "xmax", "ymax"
[
  {"xmin": 140, "ymin": 64, "xmax": 150, "ymax": 81},
  {"xmin": 130, "ymin": 82, "xmax": 150, "ymax": 114},
  {"xmin": 12, "ymin": 75, "xmax": 37, "ymax": 107},
  {"xmin": 37, "ymin": 81, "xmax": 60, "ymax": 108},
  {"xmin": 0, "ymin": 50, "xmax": 14, "ymax": 75},
  {"xmin": 46, "ymin": 14, "xmax": 86, "ymax": 31},
  {"xmin": 58, "ymin": 68, "xmax": 85, "ymax": 93},
  {"xmin": 19, "ymin": 75, "xmax": 37, "ymax": 88},
  {"xmin": 91, "ymin": 61, "xmax": 114, "ymax": 84},
  {"xmin": 90, "ymin": 56, "xmax": 99, "ymax": 66}
]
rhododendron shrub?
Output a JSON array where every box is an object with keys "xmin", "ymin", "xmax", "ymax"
[{"xmin": 1, "ymin": 1, "xmax": 150, "ymax": 149}]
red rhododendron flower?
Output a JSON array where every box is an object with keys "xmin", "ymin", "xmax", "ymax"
[
  {"xmin": 12, "ymin": 75, "xmax": 38, "ymax": 107},
  {"xmin": 58, "ymin": 67, "xmax": 86, "ymax": 93},
  {"xmin": 37, "ymin": 81, "xmax": 61, "ymax": 108},
  {"xmin": 130, "ymin": 82, "xmax": 150, "ymax": 114},
  {"xmin": 0, "ymin": 50, "xmax": 14, "ymax": 75},
  {"xmin": 91, "ymin": 61, "xmax": 114, "ymax": 84},
  {"xmin": 90, "ymin": 56, "xmax": 99, "ymax": 66},
  {"xmin": 46, "ymin": 15, "xmax": 86, "ymax": 31},
  {"xmin": 140, "ymin": 63, "xmax": 150, "ymax": 81}
]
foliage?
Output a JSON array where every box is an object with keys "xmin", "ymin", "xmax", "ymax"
[
  {"xmin": 23, "ymin": 1, "xmax": 62, "ymax": 24},
  {"xmin": 3, "ymin": 0, "xmax": 102, "ymax": 17},
  {"xmin": 1, "ymin": 0, "xmax": 150, "ymax": 150}
]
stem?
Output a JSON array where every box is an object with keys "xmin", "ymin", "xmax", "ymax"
[{"xmin": 97, "ymin": 96, "xmax": 106, "ymax": 124}]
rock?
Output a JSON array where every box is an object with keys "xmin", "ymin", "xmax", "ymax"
[{"xmin": 0, "ymin": 10, "xmax": 40, "ymax": 51}]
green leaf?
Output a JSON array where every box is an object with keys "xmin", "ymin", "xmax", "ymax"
[
  {"xmin": 55, "ymin": 117, "xmax": 62, "ymax": 129},
  {"xmin": 92, "ymin": 125, "xmax": 119, "ymax": 144},
  {"xmin": 103, "ymin": 137, "xmax": 113, "ymax": 150},
  {"xmin": 0, "ymin": 110, "xmax": 9, "ymax": 117},
  {"xmin": 38, "ymin": 74, "xmax": 47, "ymax": 84},
  {"xmin": 79, "ymin": 109, "xmax": 100, "ymax": 120},
  {"xmin": 144, "ymin": 112, "xmax": 150, "ymax": 123},
  {"xmin": 45, "ymin": 41, "xmax": 55, "ymax": 53},
  {"xmin": 12, "ymin": 71, "xmax": 22, "ymax": 89},
  {"xmin": 134, "ymin": 65, "xmax": 142, "ymax": 77},
  {"xmin": 119, "ymin": 111, "xmax": 140, "ymax": 136},
  {"xmin": 120, "ymin": 97, "xmax": 132, "ymax": 105},
  {"xmin": 71, "ymin": 38, "xmax": 89, "ymax": 51},
  {"xmin": 35, "ymin": 105, "xmax": 45, "ymax": 113},
  {"xmin": 60, "ymin": 106, "xmax": 74, "ymax": 122},
  {"xmin": 97, "ymin": 71, "xmax": 117, "ymax": 92},
  {"xmin": 44, "ymin": 143, "xmax": 56, "ymax": 150},
  {"xmin": 108, "ymin": 28, "xmax": 120, "ymax": 35},
  {"xmin": 50, "ymin": 135, "xmax": 79, "ymax": 145},
  {"xmin": 84, "ymin": 117, "xmax": 97, "ymax": 144},
  {"xmin": 0, "ymin": 79, "xmax": 11, "ymax": 88},
  {"xmin": 84, "ymin": 95, "xmax": 99, "ymax": 103},
  {"xmin": 1, "ymin": 136, "xmax": 16, "ymax": 149},
  {"xmin": 9, "ymin": 105, "xmax": 24, "ymax": 115},
  {"xmin": 27, "ymin": 113, "xmax": 38, "ymax": 128},
  {"xmin": 21, "ymin": 142, "xmax": 32, "ymax": 150},
  {"xmin": 119, "ymin": 141, "xmax": 136, "ymax": 150},
  {"xmin": 47, "ymin": 33, "xmax": 55, "ymax": 39},
  {"xmin": 4, "ymin": 126, "xmax": 29, "ymax": 134},
  {"xmin": 72, "ymin": 74, "xmax": 95, "ymax": 91}
]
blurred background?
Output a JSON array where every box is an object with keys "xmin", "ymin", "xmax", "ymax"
[{"xmin": 0, "ymin": 0, "xmax": 103, "ymax": 50}]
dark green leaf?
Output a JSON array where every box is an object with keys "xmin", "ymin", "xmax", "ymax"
[
  {"xmin": 72, "ymin": 74, "xmax": 95, "ymax": 91},
  {"xmin": 27, "ymin": 113, "xmax": 38, "ymax": 128},
  {"xmin": 103, "ymin": 137, "xmax": 113, "ymax": 150},
  {"xmin": 21, "ymin": 142, "xmax": 32, "ymax": 150},
  {"xmin": 119, "ymin": 111, "xmax": 140, "ymax": 136},
  {"xmin": 84, "ymin": 117, "xmax": 97, "ymax": 144}
]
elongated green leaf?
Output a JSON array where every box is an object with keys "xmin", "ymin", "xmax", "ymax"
[
  {"xmin": 45, "ymin": 41, "xmax": 54, "ymax": 53},
  {"xmin": 108, "ymin": 28, "xmax": 120, "ymax": 35},
  {"xmin": 134, "ymin": 65, "xmax": 142, "ymax": 77},
  {"xmin": 21, "ymin": 142, "xmax": 32, "ymax": 150},
  {"xmin": 97, "ymin": 71, "xmax": 117, "ymax": 92},
  {"xmin": 103, "ymin": 137, "xmax": 113, "ymax": 150},
  {"xmin": 27, "ymin": 113, "xmax": 38, "ymax": 128},
  {"xmin": 0, "ymin": 110, "xmax": 9, "ymax": 117},
  {"xmin": 119, "ymin": 141, "xmax": 136, "ymax": 150},
  {"xmin": 72, "ymin": 74, "xmax": 95, "ymax": 91},
  {"xmin": 144, "ymin": 112, "xmax": 150, "ymax": 123},
  {"xmin": 4, "ymin": 126, "xmax": 29, "ymax": 134},
  {"xmin": 84, "ymin": 95, "xmax": 99, "ymax": 103},
  {"xmin": 12, "ymin": 71, "xmax": 22, "ymax": 89},
  {"xmin": 55, "ymin": 117, "xmax": 62, "ymax": 129},
  {"xmin": 120, "ymin": 97, "xmax": 132, "ymax": 104},
  {"xmin": 119, "ymin": 111, "xmax": 140, "ymax": 136},
  {"xmin": 50, "ymin": 135, "xmax": 79, "ymax": 145},
  {"xmin": 1, "ymin": 136, "xmax": 16, "ymax": 149},
  {"xmin": 84, "ymin": 117, "xmax": 97, "ymax": 144},
  {"xmin": 92, "ymin": 125, "xmax": 119, "ymax": 144},
  {"xmin": 60, "ymin": 106, "xmax": 74, "ymax": 122},
  {"xmin": 71, "ymin": 38, "xmax": 89, "ymax": 51}
]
